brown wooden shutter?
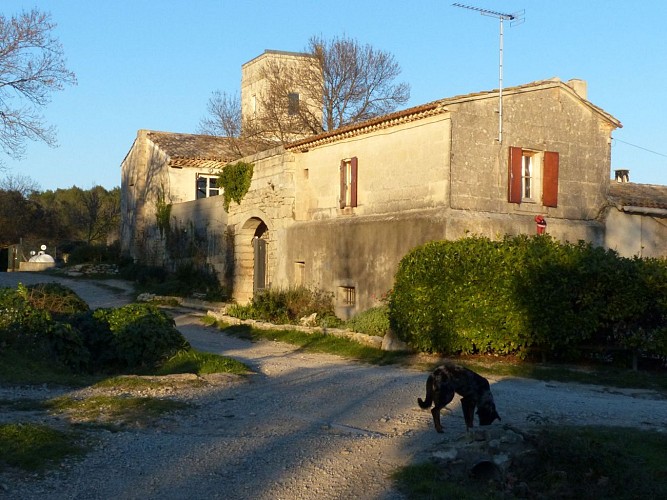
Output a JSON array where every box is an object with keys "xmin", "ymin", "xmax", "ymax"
[
  {"xmin": 350, "ymin": 157, "xmax": 358, "ymax": 207},
  {"xmin": 508, "ymin": 147, "xmax": 523, "ymax": 204},
  {"xmin": 542, "ymin": 151, "xmax": 559, "ymax": 207},
  {"xmin": 339, "ymin": 160, "xmax": 346, "ymax": 208}
]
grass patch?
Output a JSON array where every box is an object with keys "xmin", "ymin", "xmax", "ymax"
[
  {"xmin": 156, "ymin": 349, "xmax": 249, "ymax": 375},
  {"xmin": 393, "ymin": 461, "xmax": 483, "ymax": 499},
  {"xmin": 0, "ymin": 350, "xmax": 98, "ymax": 387},
  {"xmin": 0, "ymin": 423, "xmax": 84, "ymax": 471},
  {"xmin": 452, "ymin": 358, "xmax": 667, "ymax": 396},
  {"xmin": 46, "ymin": 395, "xmax": 190, "ymax": 428},
  {"xmin": 218, "ymin": 323, "xmax": 407, "ymax": 365},
  {"xmin": 393, "ymin": 426, "xmax": 667, "ymax": 499}
]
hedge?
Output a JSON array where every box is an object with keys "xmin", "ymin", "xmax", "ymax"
[{"xmin": 388, "ymin": 235, "xmax": 667, "ymax": 360}]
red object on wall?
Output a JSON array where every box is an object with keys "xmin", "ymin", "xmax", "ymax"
[{"xmin": 535, "ymin": 215, "xmax": 547, "ymax": 235}]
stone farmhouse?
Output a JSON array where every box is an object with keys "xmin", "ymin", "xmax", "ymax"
[{"xmin": 120, "ymin": 50, "xmax": 666, "ymax": 318}]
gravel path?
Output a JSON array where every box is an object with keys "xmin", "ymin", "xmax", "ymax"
[{"xmin": 1, "ymin": 273, "xmax": 666, "ymax": 499}]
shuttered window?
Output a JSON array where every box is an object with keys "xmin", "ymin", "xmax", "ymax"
[
  {"xmin": 542, "ymin": 151, "xmax": 559, "ymax": 207},
  {"xmin": 508, "ymin": 147, "xmax": 559, "ymax": 207},
  {"xmin": 339, "ymin": 157, "xmax": 358, "ymax": 209}
]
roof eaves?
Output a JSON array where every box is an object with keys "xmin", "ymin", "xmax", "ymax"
[{"xmin": 285, "ymin": 102, "xmax": 443, "ymax": 151}]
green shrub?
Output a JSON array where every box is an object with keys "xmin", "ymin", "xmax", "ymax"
[
  {"xmin": 225, "ymin": 303, "xmax": 255, "ymax": 320},
  {"xmin": 46, "ymin": 322, "xmax": 89, "ymax": 371},
  {"xmin": 389, "ymin": 235, "xmax": 667, "ymax": 360},
  {"xmin": 94, "ymin": 304, "xmax": 190, "ymax": 369},
  {"xmin": 0, "ymin": 285, "xmax": 52, "ymax": 350},
  {"xmin": 68, "ymin": 310, "xmax": 117, "ymax": 368},
  {"xmin": 119, "ymin": 261, "xmax": 229, "ymax": 301},
  {"xmin": 345, "ymin": 305, "xmax": 390, "ymax": 336},
  {"xmin": 25, "ymin": 283, "xmax": 89, "ymax": 319},
  {"xmin": 236, "ymin": 286, "xmax": 337, "ymax": 325}
]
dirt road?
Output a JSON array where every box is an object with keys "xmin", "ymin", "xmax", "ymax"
[{"xmin": 2, "ymin": 273, "xmax": 666, "ymax": 499}]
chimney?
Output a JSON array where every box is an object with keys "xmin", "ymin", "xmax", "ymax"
[
  {"xmin": 567, "ymin": 79, "xmax": 587, "ymax": 99},
  {"xmin": 615, "ymin": 169, "xmax": 630, "ymax": 183}
]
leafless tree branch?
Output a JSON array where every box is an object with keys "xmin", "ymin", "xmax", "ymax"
[{"xmin": 0, "ymin": 9, "xmax": 77, "ymax": 161}]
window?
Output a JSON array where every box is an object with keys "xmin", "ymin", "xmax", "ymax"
[
  {"xmin": 196, "ymin": 174, "xmax": 220, "ymax": 199},
  {"xmin": 508, "ymin": 147, "xmax": 559, "ymax": 207},
  {"xmin": 338, "ymin": 286, "xmax": 356, "ymax": 307},
  {"xmin": 294, "ymin": 261, "xmax": 305, "ymax": 286},
  {"xmin": 339, "ymin": 157, "xmax": 358, "ymax": 209},
  {"xmin": 288, "ymin": 92, "xmax": 300, "ymax": 115}
]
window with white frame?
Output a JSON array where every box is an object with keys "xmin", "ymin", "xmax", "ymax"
[
  {"xmin": 196, "ymin": 174, "xmax": 220, "ymax": 199},
  {"xmin": 521, "ymin": 151, "xmax": 541, "ymax": 202}
]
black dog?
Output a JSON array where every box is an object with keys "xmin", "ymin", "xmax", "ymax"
[{"xmin": 418, "ymin": 363, "xmax": 501, "ymax": 433}]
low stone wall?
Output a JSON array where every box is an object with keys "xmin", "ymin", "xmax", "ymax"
[
  {"xmin": 18, "ymin": 262, "xmax": 56, "ymax": 272},
  {"xmin": 205, "ymin": 310, "xmax": 384, "ymax": 349}
]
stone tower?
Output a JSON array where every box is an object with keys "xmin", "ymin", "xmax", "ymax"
[{"xmin": 240, "ymin": 50, "xmax": 323, "ymax": 143}]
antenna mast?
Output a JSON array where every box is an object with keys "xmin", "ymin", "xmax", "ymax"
[{"xmin": 452, "ymin": 3, "xmax": 524, "ymax": 143}]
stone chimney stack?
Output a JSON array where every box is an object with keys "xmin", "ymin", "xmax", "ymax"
[
  {"xmin": 567, "ymin": 79, "xmax": 588, "ymax": 100},
  {"xmin": 615, "ymin": 169, "xmax": 630, "ymax": 183}
]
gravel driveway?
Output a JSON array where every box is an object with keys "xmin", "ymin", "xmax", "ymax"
[{"xmin": 1, "ymin": 273, "xmax": 666, "ymax": 499}]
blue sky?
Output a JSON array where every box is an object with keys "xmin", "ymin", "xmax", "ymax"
[{"xmin": 2, "ymin": 0, "xmax": 666, "ymax": 191}]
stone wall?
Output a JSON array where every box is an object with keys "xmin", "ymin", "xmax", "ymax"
[
  {"xmin": 449, "ymin": 84, "xmax": 613, "ymax": 222},
  {"xmin": 293, "ymin": 113, "xmax": 451, "ymax": 221},
  {"xmin": 605, "ymin": 208, "xmax": 667, "ymax": 258},
  {"xmin": 281, "ymin": 207, "xmax": 604, "ymax": 318}
]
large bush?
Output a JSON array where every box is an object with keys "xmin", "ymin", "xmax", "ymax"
[
  {"xmin": 0, "ymin": 284, "xmax": 190, "ymax": 372},
  {"xmin": 389, "ymin": 235, "xmax": 667, "ymax": 360},
  {"xmin": 93, "ymin": 304, "xmax": 190, "ymax": 369}
]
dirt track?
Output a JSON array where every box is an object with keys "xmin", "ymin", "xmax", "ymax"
[{"xmin": 1, "ymin": 273, "xmax": 666, "ymax": 499}]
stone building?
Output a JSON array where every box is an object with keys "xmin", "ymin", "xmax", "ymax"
[{"xmin": 121, "ymin": 51, "xmax": 661, "ymax": 317}]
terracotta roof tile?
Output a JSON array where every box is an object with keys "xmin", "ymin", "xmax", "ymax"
[
  {"xmin": 286, "ymin": 78, "xmax": 621, "ymax": 151},
  {"xmin": 147, "ymin": 131, "xmax": 239, "ymax": 163},
  {"xmin": 608, "ymin": 182, "xmax": 667, "ymax": 210}
]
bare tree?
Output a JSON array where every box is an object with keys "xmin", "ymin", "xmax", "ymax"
[
  {"xmin": 0, "ymin": 9, "xmax": 77, "ymax": 162},
  {"xmin": 200, "ymin": 35, "xmax": 410, "ymax": 146},
  {"xmin": 308, "ymin": 35, "xmax": 410, "ymax": 131},
  {"xmin": 199, "ymin": 91, "xmax": 242, "ymax": 139},
  {"xmin": 198, "ymin": 91, "xmax": 274, "ymax": 156},
  {"xmin": 0, "ymin": 172, "xmax": 40, "ymax": 197}
]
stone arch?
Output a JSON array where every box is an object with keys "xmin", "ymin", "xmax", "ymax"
[{"xmin": 234, "ymin": 216, "xmax": 271, "ymax": 304}]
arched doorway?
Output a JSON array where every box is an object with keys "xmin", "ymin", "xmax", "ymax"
[{"xmin": 234, "ymin": 217, "xmax": 269, "ymax": 304}]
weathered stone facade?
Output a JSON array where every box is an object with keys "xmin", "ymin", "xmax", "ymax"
[{"xmin": 121, "ymin": 67, "xmax": 639, "ymax": 318}]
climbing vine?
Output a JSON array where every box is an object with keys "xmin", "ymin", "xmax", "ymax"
[
  {"xmin": 218, "ymin": 161, "xmax": 254, "ymax": 211},
  {"xmin": 155, "ymin": 191, "xmax": 172, "ymax": 237}
]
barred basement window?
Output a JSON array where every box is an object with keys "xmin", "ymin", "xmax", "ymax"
[{"xmin": 338, "ymin": 286, "xmax": 356, "ymax": 307}]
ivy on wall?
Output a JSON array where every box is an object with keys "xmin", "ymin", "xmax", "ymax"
[
  {"xmin": 155, "ymin": 191, "xmax": 172, "ymax": 238},
  {"xmin": 218, "ymin": 161, "xmax": 254, "ymax": 211}
]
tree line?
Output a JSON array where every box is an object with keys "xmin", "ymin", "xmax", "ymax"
[{"xmin": 0, "ymin": 175, "xmax": 120, "ymax": 253}]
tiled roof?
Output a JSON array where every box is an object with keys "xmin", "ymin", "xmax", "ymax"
[
  {"xmin": 146, "ymin": 131, "xmax": 240, "ymax": 163},
  {"xmin": 286, "ymin": 78, "xmax": 621, "ymax": 152},
  {"xmin": 608, "ymin": 182, "xmax": 667, "ymax": 210}
]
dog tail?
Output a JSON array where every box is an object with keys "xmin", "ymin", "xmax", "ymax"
[{"xmin": 417, "ymin": 374, "xmax": 434, "ymax": 409}]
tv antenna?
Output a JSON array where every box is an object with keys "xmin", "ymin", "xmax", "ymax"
[{"xmin": 452, "ymin": 3, "xmax": 525, "ymax": 143}]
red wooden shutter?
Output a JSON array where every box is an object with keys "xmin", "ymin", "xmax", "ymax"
[
  {"xmin": 542, "ymin": 151, "xmax": 559, "ymax": 208},
  {"xmin": 508, "ymin": 147, "xmax": 523, "ymax": 204},
  {"xmin": 339, "ymin": 160, "xmax": 346, "ymax": 208},
  {"xmin": 350, "ymin": 157, "xmax": 358, "ymax": 207}
]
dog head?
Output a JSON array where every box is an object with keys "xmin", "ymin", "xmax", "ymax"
[{"xmin": 477, "ymin": 394, "xmax": 501, "ymax": 426}]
